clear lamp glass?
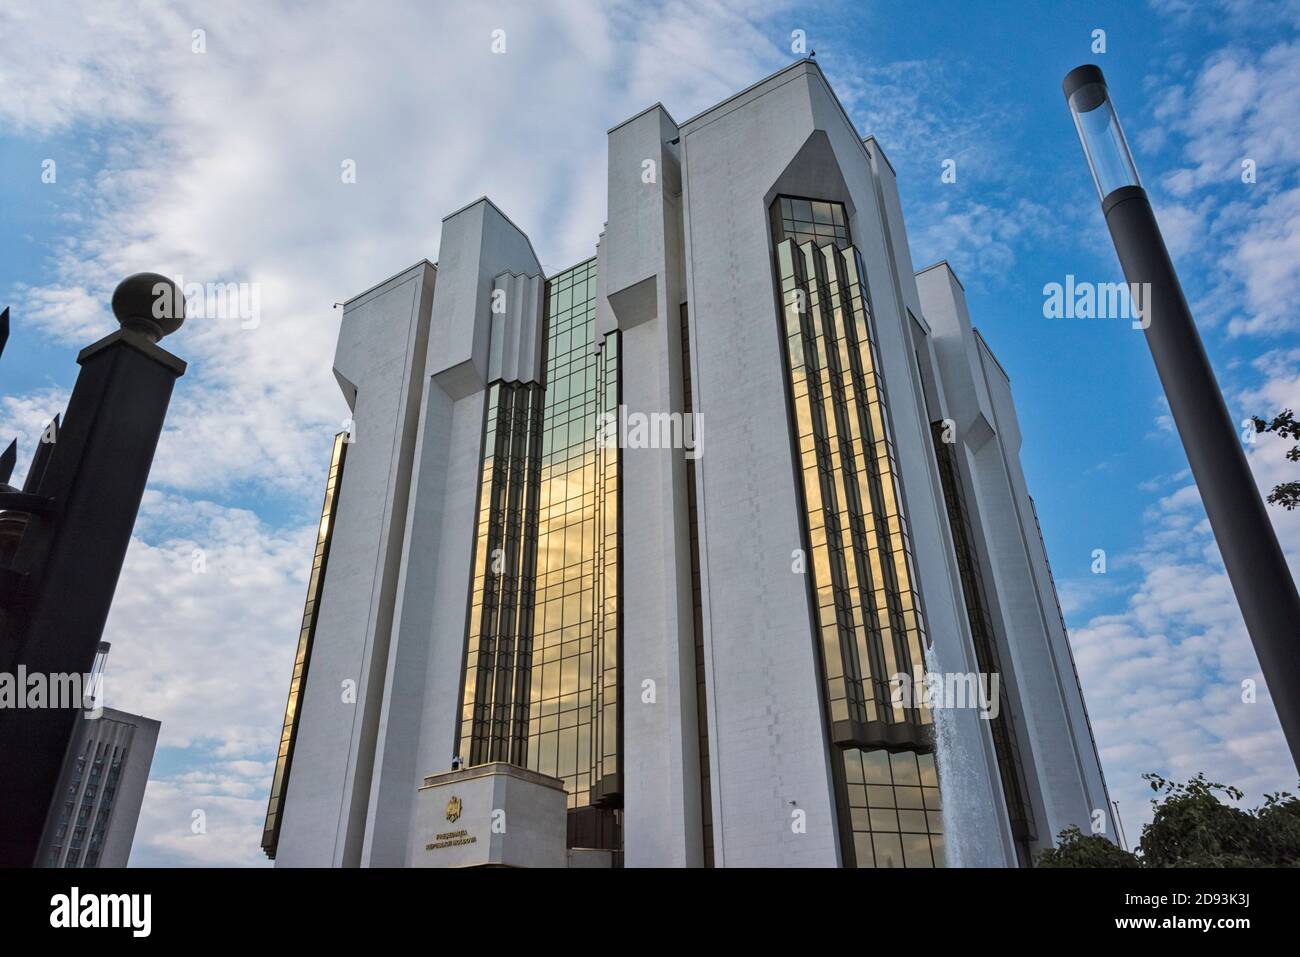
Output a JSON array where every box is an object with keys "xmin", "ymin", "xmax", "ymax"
[{"xmin": 1067, "ymin": 78, "xmax": 1141, "ymax": 202}]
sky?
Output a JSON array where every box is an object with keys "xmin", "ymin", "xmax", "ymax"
[{"xmin": 0, "ymin": 0, "xmax": 1296, "ymax": 866}]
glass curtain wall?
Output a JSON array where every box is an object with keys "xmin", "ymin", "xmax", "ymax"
[{"xmin": 458, "ymin": 259, "xmax": 623, "ymax": 849}]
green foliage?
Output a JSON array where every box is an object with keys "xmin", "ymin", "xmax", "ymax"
[
  {"xmin": 1252, "ymin": 409, "xmax": 1300, "ymax": 509},
  {"xmin": 1254, "ymin": 789, "xmax": 1300, "ymax": 864},
  {"xmin": 1265, "ymin": 481, "xmax": 1300, "ymax": 510},
  {"xmin": 1139, "ymin": 773, "xmax": 1258, "ymax": 867},
  {"xmin": 1035, "ymin": 825, "xmax": 1140, "ymax": 867},
  {"xmin": 1035, "ymin": 773, "xmax": 1300, "ymax": 868}
]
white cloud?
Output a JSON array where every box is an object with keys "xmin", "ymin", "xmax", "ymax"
[
  {"xmin": 0, "ymin": 386, "xmax": 70, "ymax": 484},
  {"xmin": 1227, "ymin": 187, "xmax": 1300, "ymax": 336},
  {"xmin": 822, "ymin": 56, "xmax": 1068, "ymax": 284},
  {"xmin": 831, "ymin": 59, "xmax": 1000, "ymax": 176},
  {"xmin": 2, "ymin": 0, "xmax": 791, "ymax": 500},
  {"xmin": 19, "ymin": 284, "xmax": 109, "ymax": 344},
  {"xmin": 102, "ymin": 492, "xmax": 314, "ymax": 754},
  {"xmin": 99, "ymin": 493, "xmax": 314, "ymax": 866},
  {"xmin": 908, "ymin": 198, "xmax": 1058, "ymax": 284},
  {"xmin": 1149, "ymin": 196, "xmax": 1210, "ymax": 262},
  {"xmin": 1149, "ymin": 40, "xmax": 1300, "ymax": 336},
  {"xmin": 1150, "ymin": 0, "xmax": 1300, "ymax": 25},
  {"xmin": 132, "ymin": 760, "xmax": 277, "ymax": 867}
]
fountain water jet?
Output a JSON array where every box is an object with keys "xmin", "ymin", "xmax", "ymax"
[{"xmin": 923, "ymin": 642, "xmax": 1014, "ymax": 867}]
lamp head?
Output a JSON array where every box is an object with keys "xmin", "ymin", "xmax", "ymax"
[{"xmin": 1063, "ymin": 64, "xmax": 1142, "ymax": 203}]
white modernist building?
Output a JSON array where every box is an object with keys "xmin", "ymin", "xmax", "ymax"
[{"xmin": 264, "ymin": 60, "xmax": 1113, "ymax": 868}]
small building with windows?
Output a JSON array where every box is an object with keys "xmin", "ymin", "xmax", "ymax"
[{"xmin": 39, "ymin": 706, "xmax": 159, "ymax": 868}]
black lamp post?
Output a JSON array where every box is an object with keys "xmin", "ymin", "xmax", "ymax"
[{"xmin": 1063, "ymin": 64, "xmax": 1300, "ymax": 774}]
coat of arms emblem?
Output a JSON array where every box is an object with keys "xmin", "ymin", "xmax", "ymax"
[{"xmin": 445, "ymin": 795, "xmax": 462, "ymax": 824}]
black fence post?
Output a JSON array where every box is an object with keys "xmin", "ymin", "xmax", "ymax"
[{"xmin": 0, "ymin": 273, "xmax": 186, "ymax": 866}]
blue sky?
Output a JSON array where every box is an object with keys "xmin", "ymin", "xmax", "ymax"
[{"xmin": 1, "ymin": 0, "xmax": 1296, "ymax": 865}]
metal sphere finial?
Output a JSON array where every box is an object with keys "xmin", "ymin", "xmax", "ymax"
[{"xmin": 111, "ymin": 272, "xmax": 185, "ymax": 343}]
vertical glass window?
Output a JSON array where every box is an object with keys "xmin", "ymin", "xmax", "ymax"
[
  {"xmin": 681, "ymin": 302, "xmax": 714, "ymax": 867},
  {"xmin": 770, "ymin": 195, "xmax": 943, "ymax": 867},
  {"xmin": 458, "ymin": 380, "xmax": 545, "ymax": 767},
  {"xmin": 262, "ymin": 431, "xmax": 349, "ymax": 860}
]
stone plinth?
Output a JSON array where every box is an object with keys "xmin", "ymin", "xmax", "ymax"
[{"xmin": 411, "ymin": 762, "xmax": 567, "ymax": 867}]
